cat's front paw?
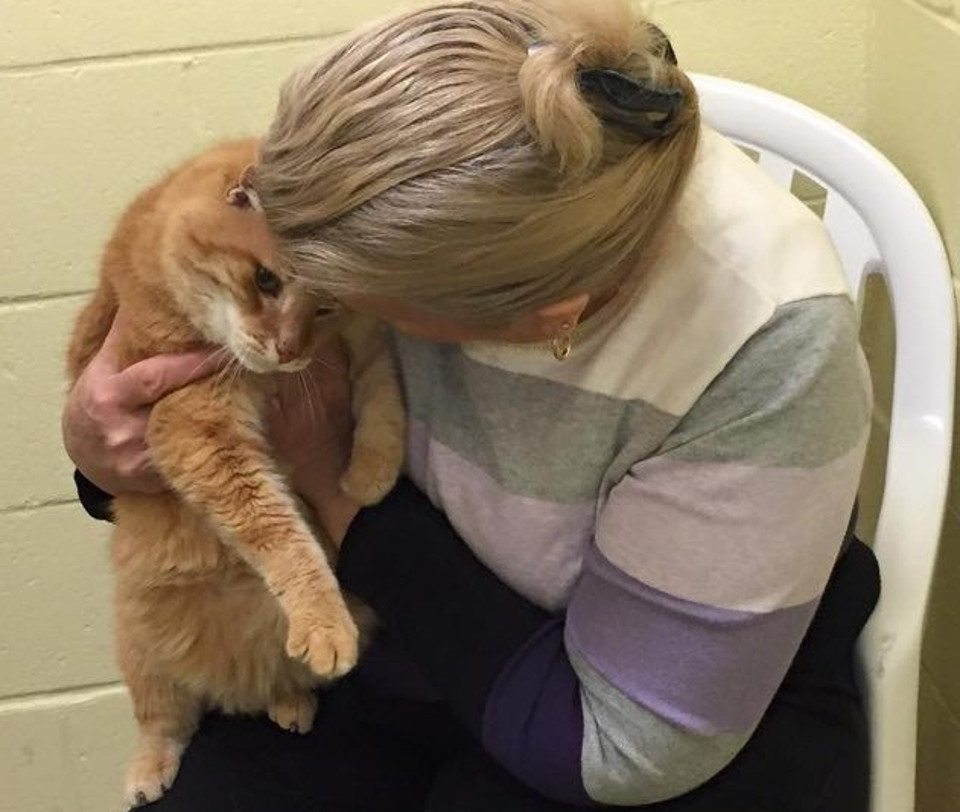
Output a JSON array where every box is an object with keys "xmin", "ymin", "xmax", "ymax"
[
  {"xmin": 340, "ymin": 445, "xmax": 400, "ymax": 506},
  {"xmin": 285, "ymin": 595, "xmax": 359, "ymax": 679},
  {"xmin": 124, "ymin": 736, "xmax": 185, "ymax": 808},
  {"xmin": 268, "ymin": 691, "xmax": 318, "ymax": 734}
]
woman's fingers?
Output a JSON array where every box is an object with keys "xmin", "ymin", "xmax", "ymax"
[{"xmin": 113, "ymin": 349, "xmax": 225, "ymax": 408}]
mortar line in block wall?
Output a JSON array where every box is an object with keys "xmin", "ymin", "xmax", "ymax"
[
  {"xmin": 0, "ymin": 498, "xmax": 80, "ymax": 517},
  {"xmin": 0, "ymin": 290, "xmax": 92, "ymax": 309},
  {"xmin": 0, "ymin": 681, "xmax": 126, "ymax": 713},
  {"xmin": 0, "ymin": 30, "xmax": 346, "ymax": 75}
]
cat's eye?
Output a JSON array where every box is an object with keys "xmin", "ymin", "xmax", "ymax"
[
  {"xmin": 316, "ymin": 305, "xmax": 338, "ymax": 319},
  {"xmin": 254, "ymin": 266, "xmax": 282, "ymax": 297}
]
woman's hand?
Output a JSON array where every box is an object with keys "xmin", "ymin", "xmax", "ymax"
[
  {"xmin": 269, "ymin": 337, "xmax": 362, "ymax": 547},
  {"xmin": 62, "ymin": 317, "xmax": 222, "ymax": 494}
]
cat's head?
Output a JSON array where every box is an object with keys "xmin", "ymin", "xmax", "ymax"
[{"xmin": 160, "ymin": 140, "xmax": 338, "ymax": 374}]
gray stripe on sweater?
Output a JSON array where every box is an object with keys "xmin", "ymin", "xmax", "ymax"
[
  {"xmin": 569, "ymin": 645, "xmax": 749, "ymax": 805},
  {"xmin": 396, "ymin": 296, "xmax": 868, "ymax": 508},
  {"xmin": 396, "ymin": 336, "xmax": 676, "ymax": 503},
  {"xmin": 662, "ymin": 296, "xmax": 871, "ymax": 466}
]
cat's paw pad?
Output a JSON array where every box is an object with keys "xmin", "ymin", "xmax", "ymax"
[
  {"xmin": 124, "ymin": 737, "xmax": 184, "ymax": 808},
  {"xmin": 268, "ymin": 692, "xmax": 318, "ymax": 734},
  {"xmin": 340, "ymin": 446, "xmax": 400, "ymax": 506},
  {"xmin": 286, "ymin": 602, "xmax": 359, "ymax": 679}
]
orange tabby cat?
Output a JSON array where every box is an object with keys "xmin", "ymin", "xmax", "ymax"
[{"xmin": 66, "ymin": 140, "xmax": 404, "ymax": 808}]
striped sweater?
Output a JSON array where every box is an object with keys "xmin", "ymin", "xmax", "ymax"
[{"xmin": 338, "ymin": 127, "xmax": 872, "ymax": 805}]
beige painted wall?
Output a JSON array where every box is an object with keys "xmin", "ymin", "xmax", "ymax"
[
  {"xmin": 2, "ymin": 0, "xmax": 952, "ymax": 810},
  {"xmin": 863, "ymin": 2, "xmax": 960, "ymax": 811}
]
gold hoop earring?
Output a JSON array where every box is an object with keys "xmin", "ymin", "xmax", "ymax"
[{"xmin": 551, "ymin": 322, "xmax": 573, "ymax": 361}]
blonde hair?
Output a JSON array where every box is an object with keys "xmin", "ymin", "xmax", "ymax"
[{"xmin": 257, "ymin": 0, "xmax": 700, "ymax": 323}]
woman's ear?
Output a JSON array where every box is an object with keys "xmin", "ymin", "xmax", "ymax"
[{"xmin": 535, "ymin": 292, "xmax": 591, "ymax": 334}]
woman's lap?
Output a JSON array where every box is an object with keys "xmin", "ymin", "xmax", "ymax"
[
  {"xmin": 146, "ymin": 541, "xmax": 877, "ymax": 812},
  {"xmin": 151, "ymin": 681, "xmax": 459, "ymax": 812},
  {"xmin": 154, "ymin": 696, "xmax": 866, "ymax": 812}
]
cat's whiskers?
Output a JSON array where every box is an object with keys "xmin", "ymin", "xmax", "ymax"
[
  {"xmin": 211, "ymin": 350, "xmax": 248, "ymax": 395},
  {"xmin": 296, "ymin": 370, "xmax": 318, "ymax": 426},
  {"xmin": 310, "ymin": 356, "xmax": 338, "ymax": 373},
  {"xmin": 214, "ymin": 355, "xmax": 239, "ymax": 389},
  {"xmin": 303, "ymin": 365, "xmax": 329, "ymax": 423},
  {"xmin": 228, "ymin": 358, "xmax": 245, "ymax": 392},
  {"xmin": 189, "ymin": 346, "xmax": 231, "ymax": 383}
]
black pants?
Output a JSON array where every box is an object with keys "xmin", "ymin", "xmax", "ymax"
[{"xmin": 149, "ymin": 540, "xmax": 878, "ymax": 812}]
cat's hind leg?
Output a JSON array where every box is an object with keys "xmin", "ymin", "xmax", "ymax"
[
  {"xmin": 339, "ymin": 318, "xmax": 405, "ymax": 505},
  {"xmin": 124, "ymin": 671, "xmax": 201, "ymax": 808}
]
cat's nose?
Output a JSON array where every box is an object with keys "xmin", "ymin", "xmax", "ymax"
[{"xmin": 276, "ymin": 339, "xmax": 300, "ymax": 365}]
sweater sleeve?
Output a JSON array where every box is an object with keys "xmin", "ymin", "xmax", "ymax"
[
  {"xmin": 564, "ymin": 296, "xmax": 871, "ymax": 804},
  {"xmin": 339, "ymin": 295, "xmax": 872, "ymax": 806}
]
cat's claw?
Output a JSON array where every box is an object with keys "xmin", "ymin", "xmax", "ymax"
[
  {"xmin": 268, "ymin": 692, "xmax": 318, "ymax": 734},
  {"xmin": 286, "ymin": 603, "xmax": 359, "ymax": 679},
  {"xmin": 124, "ymin": 737, "xmax": 184, "ymax": 808}
]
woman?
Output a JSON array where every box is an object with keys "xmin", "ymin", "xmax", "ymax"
[{"xmin": 64, "ymin": 1, "xmax": 879, "ymax": 810}]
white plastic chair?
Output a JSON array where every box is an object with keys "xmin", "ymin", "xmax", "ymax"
[{"xmin": 690, "ymin": 74, "xmax": 955, "ymax": 812}]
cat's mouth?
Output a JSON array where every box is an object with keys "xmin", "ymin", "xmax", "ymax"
[
  {"xmin": 234, "ymin": 353, "xmax": 275, "ymax": 374},
  {"xmin": 230, "ymin": 338, "xmax": 311, "ymax": 375},
  {"xmin": 235, "ymin": 353, "xmax": 312, "ymax": 375}
]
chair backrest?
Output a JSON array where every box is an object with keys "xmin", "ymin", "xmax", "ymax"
[{"xmin": 692, "ymin": 74, "xmax": 956, "ymax": 812}]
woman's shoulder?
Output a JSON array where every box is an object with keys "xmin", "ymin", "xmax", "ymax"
[
  {"xmin": 602, "ymin": 127, "xmax": 860, "ymax": 417},
  {"xmin": 663, "ymin": 294, "xmax": 872, "ymax": 462},
  {"xmin": 662, "ymin": 126, "xmax": 850, "ymax": 306}
]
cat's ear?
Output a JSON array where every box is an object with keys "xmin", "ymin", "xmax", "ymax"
[{"xmin": 226, "ymin": 164, "xmax": 262, "ymax": 211}]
